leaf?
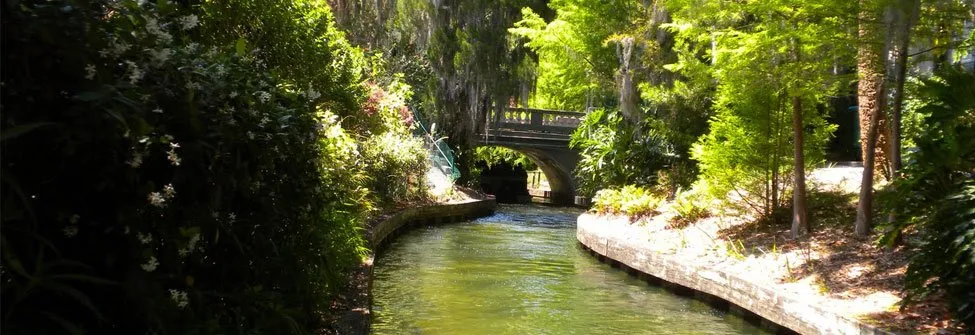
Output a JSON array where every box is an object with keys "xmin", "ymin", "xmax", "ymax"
[
  {"xmin": 40, "ymin": 311, "xmax": 85, "ymax": 335},
  {"xmin": 47, "ymin": 274, "xmax": 117, "ymax": 286},
  {"xmin": 236, "ymin": 37, "xmax": 247, "ymax": 57},
  {"xmin": 39, "ymin": 281, "xmax": 104, "ymax": 321},
  {"xmin": 73, "ymin": 91, "xmax": 104, "ymax": 102},
  {"xmin": 1, "ymin": 122, "xmax": 57, "ymax": 142}
]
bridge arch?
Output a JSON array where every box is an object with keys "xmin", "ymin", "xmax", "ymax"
[
  {"xmin": 474, "ymin": 144, "xmax": 579, "ymax": 205},
  {"xmin": 475, "ymin": 107, "xmax": 585, "ymax": 205}
]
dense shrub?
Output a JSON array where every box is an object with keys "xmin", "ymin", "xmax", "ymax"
[
  {"xmin": 570, "ymin": 109, "xmax": 676, "ymax": 196},
  {"xmin": 0, "ymin": 0, "xmax": 418, "ymax": 334},
  {"xmin": 879, "ymin": 67, "xmax": 975, "ymax": 328},
  {"xmin": 690, "ymin": 65, "xmax": 835, "ymax": 221},
  {"xmin": 591, "ymin": 186, "xmax": 664, "ymax": 218},
  {"xmin": 359, "ymin": 82, "xmax": 429, "ymax": 207}
]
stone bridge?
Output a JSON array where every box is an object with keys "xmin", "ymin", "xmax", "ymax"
[{"xmin": 476, "ymin": 107, "xmax": 585, "ymax": 205}]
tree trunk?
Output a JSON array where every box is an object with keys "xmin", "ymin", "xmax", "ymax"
[
  {"xmin": 617, "ymin": 37, "xmax": 641, "ymax": 124},
  {"xmin": 791, "ymin": 95, "xmax": 808, "ymax": 238},
  {"xmin": 885, "ymin": 0, "xmax": 920, "ymax": 236},
  {"xmin": 856, "ymin": 99, "xmax": 883, "ymax": 236},
  {"xmin": 888, "ymin": 0, "xmax": 919, "ymax": 178},
  {"xmin": 855, "ymin": 0, "xmax": 889, "ymax": 237},
  {"xmin": 857, "ymin": 0, "xmax": 892, "ymax": 179}
]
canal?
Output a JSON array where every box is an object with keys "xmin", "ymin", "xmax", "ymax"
[{"xmin": 372, "ymin": 204, "xmax": 768, "ymax": 334}]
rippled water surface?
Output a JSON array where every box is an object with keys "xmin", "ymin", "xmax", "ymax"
[{"xmin": 372, "ymin": 204, "xmax": 768, "ymax": 334}]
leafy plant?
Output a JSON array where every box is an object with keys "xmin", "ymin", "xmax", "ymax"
[
  {"xmin": 878, "ymin": 67, "xmax": 975, "ymax": 328},
  {"xmin": 592, "ymin": 185, "xmax": 665, "ymax": 218},
  {"xmin": 570, "ymin": 109, "xmax": 675, "ymax": 196},
  {"xmin": 670, "ymin": 188, "xmax": 711, "ymax": 228},
  {"xmin": 0, "ymin": 0, "xmax": 416, "ymax": 333}
]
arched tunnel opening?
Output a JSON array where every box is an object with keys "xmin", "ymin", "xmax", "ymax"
[{"xmin": 474, "ymin": 146, "xmax": 578, "ymax": 205}]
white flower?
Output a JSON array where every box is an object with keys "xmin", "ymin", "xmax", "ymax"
[
  {"xmin": 84, "ymin": 64, "xmax": 97, "ymax": 80},
  {"xmin": 214, "ymin": 64, "xmax": 226, "ymax": 77},
  {"xmin": 63, "ymin": 226, "xmax": 79, "ymax": 238},
  {"xmin": 229, "ymin": 91, "xmax": 238, "ymax": 98},
  {"xmin": 128, "ymin": 151, "xmax": 144, "ymax": 168},
  {"xmin": 147, "ymin": 48, "xmax": 172, "ymax": 64},
  {"xmin": 162, "ymin": 184, "xmax": 176, "ymax": 199},
  {"xmin": 125, "ymin": 61, "xmax": 143, "ymax": 85},
  {"xmin": 184, "ymin": 42, "xmax": 199, "ymax": 54},
  {"xmin": 178, "ymin": 233, "xmax": 201, "ymax": 257},
  {"xmin": 103, "ymin": 39, "xmax": 131, "ymax": 58},
  {"xmin": 137, "ymin": 232, "xmax": 153, "ymax": 244},
  {"xmin": 302, "ymin": 86, "xmax": 321, "ymax": 100},
  {"xmin": 167, "ymin": 142, "xmax": 181, "ymax": 166},
  {"xmin": 124, "ymin": 226, "xmax": 131, "ymax": 235},
  {"xmin": 227, "ymin": 212, "xmax": 236, "ymax": 224},
  {"xmin": 141, "ymin": 256, "xmax": 159, "ymax": 272},
  {"xmin": 259, "ymin": 116, "xmax": 270, "ymax": 126},
  {"xmin": 169, "ymin": 289, "xmax": 189, "ymax": 308},
  {"xmin": 254, "ymin": 91, "xmax": 271, "ymax": 103},
  {"xmin": 178, "ymin": 15, "xmax": 199, "ymax": 30},
  {"xmin": 148, "ymin": 191, "xmax": 166, "ymax": 207},
  {"xmin": 145, "ymin": 17, "xmax": 173, "ymax": 44},
  {"xmin": 152, "ymin": 108, "xmax": 163, "ymax": 114}
]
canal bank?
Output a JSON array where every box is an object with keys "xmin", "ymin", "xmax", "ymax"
[
  {"xmin": 576, "ymin": 213, "xmax": 897, "ymax": 335},
  {"xmin": 326, "ymin": 197, "xmax": 497, "ymax": 334}
]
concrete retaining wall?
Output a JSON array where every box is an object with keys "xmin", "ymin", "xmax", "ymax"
[
  {"xmin": 370, "ymin": 198, "xmax": 497, "ymax": 249},
  {"xmin": 577, "ymin": 213, "xmax": 896, "ymax": 335}
]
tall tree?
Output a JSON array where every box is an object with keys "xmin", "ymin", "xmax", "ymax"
[
  {"xmin": 791, "ymin": 37, "xmax": 809, "ymax": 238},
  {"xmin": 855, "ymin": 0, "xmax": 891, "ymax": 237},
  {"xmin": 884, "ymin": 0, "xmax": 921, "ymax": 233},
  {"xmin": 676, "ymin": 0, "xmax": 851, "ymax": 223}
]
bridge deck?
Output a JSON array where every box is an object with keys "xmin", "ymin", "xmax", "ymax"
[{"xmin": 479, "ymin": 108, "xmax": 583, "ymax": 147}]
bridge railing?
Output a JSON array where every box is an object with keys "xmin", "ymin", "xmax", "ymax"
[{"xmin": 487, "ymin": 108, "xmax": 585, "ymax": 135}]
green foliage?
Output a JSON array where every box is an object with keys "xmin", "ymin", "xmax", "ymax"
[
  {"xmin": 878, "ymin": 67, "xmax": 975, "ymax": 328},
  {"xmin": 673, "ymin": 0, "xmax": 848, "ymax": 220},
  {"xmin": 591, "ymin": 186, "xmax": 665, "ymax": 218},
  {"xmin": 201, "ymin": 0, "xmax": 368, "ymax": 124},
  {"xmin": 670, "ymin": 188, "xmax": 711, "ymax": 228},
  {"xmin": 570, "ymin": 108, "xmax": 676, "ymax": 196},
  {"xmin": 358, "ymin": 79, "xmax": 430, "ymax": 208},
  {"xmin": 0, "ymin": 0, "xmax": 421, "ymax": 334},
  {"xmin": 474, "ymin": 147, "xmax": 537, "ymax": 170},
  {"xmin": 510, "ymin": 1, "xmax": 633, "ymax": 110}
]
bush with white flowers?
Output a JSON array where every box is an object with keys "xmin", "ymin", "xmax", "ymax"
[{"xmin": 1, "ymin": 0, "xmax": 426, "ymax": 334}]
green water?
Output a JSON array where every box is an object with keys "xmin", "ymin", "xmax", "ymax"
[{"xmin": 372, "ymin": 204, "xmax": 769, "ymax": 335}]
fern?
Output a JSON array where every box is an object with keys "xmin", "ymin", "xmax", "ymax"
[
  {"xmin": 904, "ymin": 181, "xmax": 975, "ymax": 325},
  {"xmin": 881, "ymin": 66, "xmax": 975, "ymax": 328}
]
